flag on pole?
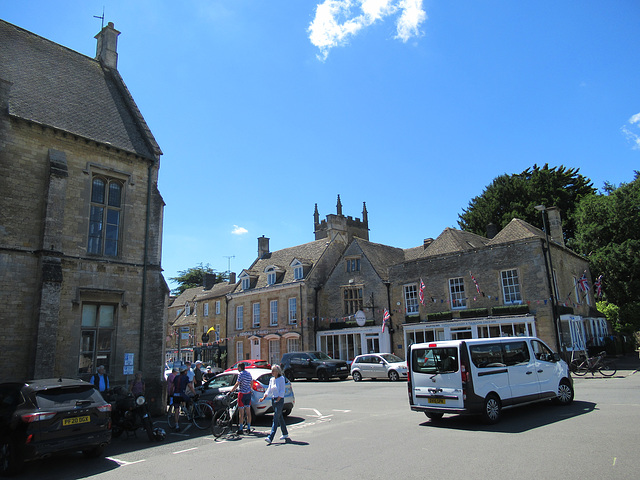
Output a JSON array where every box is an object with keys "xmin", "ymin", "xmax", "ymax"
[
  {"xmin": 578, "ymin": 272, "xmax": 590, "ymax": 292},
  {"xmin": 594, "ymin": 275, "xmax": 603, "ymax": 297},
  {"xmin": 382, "ymin": 309, "xmax": 390, "ymax": 333},
  {"xmin": 419, "ymin": 278, "xmax": 426, "ymax": 305},
  {"xmin": 206, "ymin": 326, "xmax": 216, "ymax": 334}
]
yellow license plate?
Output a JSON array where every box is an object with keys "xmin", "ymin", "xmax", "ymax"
[
  {"xmin": 63, "ymin": 415, "xmax": 90, "ymax": 426},
  {"xmin": 428, "ymin": 398, "xmax": 446, "ymax": 404}
]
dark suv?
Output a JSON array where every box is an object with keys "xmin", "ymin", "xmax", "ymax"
[
  {"xmin": 281, "ymin": 352, "xmax": 349, "ymax": 381},
  {"xmin": 0, "ymin": 378, "xmax": 112, "ymax": 475}
]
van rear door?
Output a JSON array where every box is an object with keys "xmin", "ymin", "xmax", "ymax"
[{"xmin": 409, "ymin": 344, "xmax": 464, "ymax": 412}]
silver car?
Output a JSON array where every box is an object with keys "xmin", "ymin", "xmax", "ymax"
[{"xmin": 350, "ymin": 353, "xmax": 408, "ymax": 382}]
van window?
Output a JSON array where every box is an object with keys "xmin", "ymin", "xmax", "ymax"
[
  {"xmin": 502, "ymin": 341, "xmax": 530, "ymax": 366},
  {"xmin": 530, "ymin": 340, "xmax": 554, "ymax": 362},
  {"xmin": 411, "ymin": 347, "xmax": 458, "ymax": 374},
  {"xmin": 469, "ymin": 341, "xmax": 530, "ymax": 368}
]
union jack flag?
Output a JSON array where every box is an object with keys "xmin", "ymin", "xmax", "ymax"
[
  {"xmin": 594, "ymin": 275, "xmax": 603, "ymax": 297},
  {"xmin": 578, "ymin": 273, "xmax": 590, "ymax": 292},
  {"xmin": 382, "ymin": 309, "xmax": 390, "ymax": 333},
  {"xmin": 470, "ymin": 271, "xmax": 481, "ymax": 294},
  {"xmin": 419, "ymin": 278, "xmax": 426, "ymax": 305}
]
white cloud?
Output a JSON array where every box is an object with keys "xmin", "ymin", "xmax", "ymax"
[
  {"xmin": 622, "ymin": 112, "xmax": 640, "ymax": 150},
  {"xmin": 231, "ymin": 225, "xmax": 248, "ymax": 235},
  {"xmin": 308, "ymin": 0, "xmax": 427, "ymax": 61}
]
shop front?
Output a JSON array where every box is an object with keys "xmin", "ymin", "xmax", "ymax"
[{"xmin": 317, "ymin": 326, "xmax": 391, "ymax": 362}]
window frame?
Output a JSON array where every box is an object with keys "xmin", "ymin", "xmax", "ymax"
[
  {"xmin": 270, "ymin": 300, "xmax": 278, "ymax": 326},
  {"xmin": 78, "ymin": 303, "xmax": 116, "ymax": 375},
  {"xmin": 253, "ymin": 302, "xmax": 261, "ymax": 328},
  {"xmin": 236, "ymin": 305, "xmax": 244, "ymax": 330},
  {"xmin": 346, "ymin": 257, "xmax": 361, "ymax": 273},
  {"xmin": 501, "ymin": 269, "xmax": 522, "ymax": 305},
  {"xmin": 288, "ymin": 297, "xmax": 297, "ymax": 325},
  {"xmin": 343, "ymin": 286, "xmax": 364, "ymax": 315},
  {"xmin": 404, "ymin": 283, "xmax": 419, "ymax": 315},
  {"xmin": 449, "ymin": 277, "xmax": 466, "ymax": 309},
  {"xmin": 87, "ymin": 175, "xmax": 124, "ymax": 257}
]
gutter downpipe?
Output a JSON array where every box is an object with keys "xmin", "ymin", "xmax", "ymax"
[{"xmin": 139, "ymin": 160, "xmax": 154, "ymax": 371}]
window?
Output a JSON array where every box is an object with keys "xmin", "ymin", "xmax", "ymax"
[
  {"xmin": 79, "ymin": 304, "xmax": 115, "ymax": 374},
  {"xmin": 215, "ymin": 324, "xmax": 221, "ymax": 342},
  {"xmin": 294, "ymin": 265, "xmax": 304, "ymax": 280},
  {"xmin": 253, "ymin": 303, "xmax": 261, "ymax": 327},
  {"xmin": 287, "ymin": 337, "xmax": 299, "ymax": 353},
  {"xmin": 241, "ymin": 277, "xmax": 251, "ymax": 290},
  {"xmin": 215, "ymin": 301, "xmax": 220, "ymax": 315},
  {"xmin": 501, "ymin": 269, "xmax": 522, "ymax": 304},
  {"xmin": 236, "ymin": 341, "xmax": 244, "ymax": 362},
  {"xmin": 270, "ymin": 300, "xmax": 278, "ymax": 326},
  {"xmin": 203, "ymin": 303, "xmax": 209, "ymax": 317},
  {"xmin": 236, "ymin": 305, "xmax": 244, "ymax": 330},
  {"xmin": 185, "ymin": 303, "xmax": 191, "ymax": 315},
  {"xmin": 268, "ymin": 339, "xmax": 280, "ymax": 365},
  {"xmin": 267, "ymin": 268, "xmax": 276, "ymax": 285},
  {"xmin": 449, "ymin": 277, "xmax": 466, "ymax": 309},
  {"xmin": 346, "ymin": 257, "xmax": 360, "ymax": 272},
  {"xmin": 176, "ymin": 309, "xmax": 182, "ymax": 318},
  {"xmin": 404, "ymin": 284, "xmax": 419, "ymax": 314},
  {"xmin": 343, "ymin": 286, "xmax": 363, "ymax": 315},
  {"xmin": 288, "ymin": 298, "xmax": 297, "ymax": 324},
  {"xmin": 88, "ymin": 176, "xmax": 123, "ymax": 256}
]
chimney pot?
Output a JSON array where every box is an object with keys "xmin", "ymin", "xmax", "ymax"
[{"xmin": 95, "ymin": 22, "xmax": 120, "ymax": 69}]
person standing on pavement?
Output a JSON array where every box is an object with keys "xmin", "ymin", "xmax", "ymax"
[
  {"xmin": 260, "ymin": 365, "xmax": 289, "ymax": 444},
  {"xmin": 194, "ymin": 360, "xmax": 204, "ymax": 387},
  {"xmin": 90, "ymin": 365, "xmax": 110, "ymax": 392},
  {"xmin": 230, "ymin": 362, "xmax": 252, "ymax": 435},
  {"xmin": 129, "ymin": 371, "xmax": 145, "ymax": 396},
  {"xmin": 166, "ymin": 367, "xmax": 179, "ymax": 409},
  {"xmin": 184, "ymin": 361, "xmax": 195, "ymax": 384}
]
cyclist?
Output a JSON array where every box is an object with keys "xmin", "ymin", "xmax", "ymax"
[
  {"xmin": 172, "ymin": 365, "xmax": 195, "ymax": 431},
  {"xmin": 230, "ymin": 362, "xmax": 252, "ymax": 434}
]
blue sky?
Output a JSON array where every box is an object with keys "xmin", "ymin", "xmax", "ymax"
[{"xmin": 4, "ymin": 1, "xmax": 639, "ymax": 290}]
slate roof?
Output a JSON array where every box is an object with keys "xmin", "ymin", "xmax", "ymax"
[
  {"xmin": 487, "ymin": 218, "xmax": 545, "ymax": 245},
  {"xmin": 0, "ymin": 19, "xmax": 161, "ymax": 159},
  {"xmin": 420, "ymin": 227, "xmax": 490, "ymax": 258},
  {"xmin": 355, "ymin": 238, "xmax": 406, "ymax": 281}
]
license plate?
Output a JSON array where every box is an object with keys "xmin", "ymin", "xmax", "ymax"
[
  {"xmin": 339, "ymin": 366, "xmax": 347, "ymax": 370},
  {"xmin": 63, "ymin": 415, "xmax": 90, "ymax": 426},
  {"xmin": 428, "ymin": 398, "xmax": 446, "ymax": 405}
]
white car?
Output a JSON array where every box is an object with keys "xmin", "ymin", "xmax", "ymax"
[{"xmin": 350, "ymin": 353, "xmax": 408, "ymax": 382}]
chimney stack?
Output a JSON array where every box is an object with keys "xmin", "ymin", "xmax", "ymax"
[
  {"xmin": 228, "ymin": 272, "xmax": 236, "ymax": 284},
  {"xmin": 258, "ymin": 236, "xmax": 270, "ymax": 259},
  {"xmin": 486, "ymin": 223, "xmax": 498, "ymax": 239},
  {"xmin": 546, "ymin": 206, "xmax": 565, "ymax": 247},
  {"xmin": 95, "ymin": 22, "xmax": 120, "ymax": 69}
]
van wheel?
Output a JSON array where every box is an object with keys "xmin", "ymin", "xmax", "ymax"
[
  {"xmin": 425, "ymin": 412, "xmax": 444, "ymax": 421},
  {"xmin": 352, "ymin": 371, "xmax": 362, "ymax": 382},
  {"xmin": 388, "ymin": 370, "xmax": 400, "ymax": 382},
  {"xmin": 553, "ymin": 380, "xmax": 574, "ymax": 405},
  {"xmin": 481, "ymin": 394, "xmax": 501, "ymax": 424}
]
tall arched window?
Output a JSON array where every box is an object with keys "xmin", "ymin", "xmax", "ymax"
[{"xmin": 88, "ymin": 176, "xmax": 123, "ymax": 256}]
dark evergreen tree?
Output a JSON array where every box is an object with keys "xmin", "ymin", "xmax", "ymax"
[{"xmin": 169, "ymin": 263, "xmax": 227, "ymax": 295}]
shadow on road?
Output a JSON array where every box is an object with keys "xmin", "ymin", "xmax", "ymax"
[{"xmin": 419, "ymin": 400, "xmax": 597, "ymax": 433}]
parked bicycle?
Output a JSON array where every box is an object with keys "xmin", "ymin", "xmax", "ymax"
[
  {"xmin": 211, "ymin": 391, "xmax": 238, "ymax": 438},
  {"xmin": 167, "ymin": 395, "xmax": 214, "ymax": 430},
  {"xmin": 570, "ymin": 351, "xmax": 617, "ymax": 377}
]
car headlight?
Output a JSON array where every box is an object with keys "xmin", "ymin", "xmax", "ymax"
[{"xmin": 136, "ymin": 396, "xmax": 146, "ymax": 406}]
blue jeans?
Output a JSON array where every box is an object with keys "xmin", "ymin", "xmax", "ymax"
[{"xmin": 269, "ymin": 398, "xmax": 288, "ymax": 440}]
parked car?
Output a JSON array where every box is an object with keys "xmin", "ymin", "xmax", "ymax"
[
  {"xmin": 0, "ymin": 378, "xmax": 112, "ymax": 475},
  {"xmin": 225, "ymin": 359, "xmax": 271, "ymax": 372},
  {"xmin": 197, "ymin": 368, "xmax": 295, "ymax": 417},
  {"xmin": 350, "ymin": 353, "xmax": 408, "ymax": 382},
  {"xmin": 281, "ymin": 351, "xmax": 349, "ymax": 381}
]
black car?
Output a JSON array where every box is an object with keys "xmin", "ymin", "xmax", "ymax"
[
  {"xmin": 0, "ymin": 378, "xmax": 111, "ymax": 475},
  {"xmin": 281, "ymin": 351, "xmax": 349, "ymax": 381}
]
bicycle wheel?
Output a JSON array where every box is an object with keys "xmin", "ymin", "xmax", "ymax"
[
  {"xmin": 598, "ymin": 360, "xmax": 617, "ymax": 377},
  {"xmin": 573, "ymin": 363, "xmax": 589, "ymax": 376},
  {"xmin": 212, "ymin": 411, "xmax": 231, "ymax": 438},
  {"xmin": 167, "ymin": 404, "xmax": 177, "ymax": 428},
  {"xmin": 192, "ymin": 402, "xmax": 214, "ymax": 430}
]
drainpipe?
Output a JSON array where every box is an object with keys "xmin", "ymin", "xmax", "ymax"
[
  {"xmin": 384, "ymin": 281, "xmax": 394, "ymax": 354},
  {"xmin": 139, "ymin": 160, "xmax": 154, "ymax": 371}
]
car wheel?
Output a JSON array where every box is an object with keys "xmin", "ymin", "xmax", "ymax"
[
  {"xmin": 553, "ymin": 380, "xmax": 574, "ymax": 405},
  {"xmin": 425, "ymin": 412, "xmax": 444, "ymax": 421},
  {"xmin": 0, "ymin": 439, "xmax": 23, "ymax": 475},
  {"xmin": 285, "ymin": 370, "xmax": 295, "ymax": 382},
  {"xmin": 388, "ymin": 370, "xmax": 400, "ymax": 382},
  {"xmin": 82, "ymin": 444, "xmax": 105, "ymax": 458},
  {"xmin": 481, "ymin": 394, "xmax": 501, "ymax": 424},
  {"xmin": 283, "ymin": 408, "xmax": 291, "ymax": 417},
  {"xmin": 352, "ymin": 371, "xmax": 362, "ymax": 382},
  {"xmin": 317, "ymin": 370, "xmax": 328, "ymax": 381}
]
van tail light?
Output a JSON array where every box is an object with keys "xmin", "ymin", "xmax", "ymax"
[
  {"xmin": 21, "ymin": 412, "xmax": 56, "ymax": 423},
  {"xmin": 252, "ymin": 380, "xmax": 265, "ymax": 393},
  {"xmin": 97, "ymin": 404, "xmax": 112, "ymax": 413},
  {"xmin": 460, "ymin": 363, "xmax": 469, "ymax": 401}
]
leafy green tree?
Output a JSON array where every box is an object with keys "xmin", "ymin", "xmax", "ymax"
[
  {"xmin": 169, "ymin": 263, "xmax": 227, "ymax": 295},
  {"xmin": 574, "ymin": 173, "xmax": 640, "ymax": 333},
  {"xmin": 458, "ymin": 164, "xmax": 595, "ymax": 243}
]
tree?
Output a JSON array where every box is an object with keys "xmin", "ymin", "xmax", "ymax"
[
  {"xmin": 573, "ymin": 172, "xmax": 640, "ymax": 334},
  {"xmin": 169, "ymin": 263, "xmax": 227, "ymax": 295},
  {"xmin": 458, "ymin": 164, "xmax": 596, "ymax": 243}
]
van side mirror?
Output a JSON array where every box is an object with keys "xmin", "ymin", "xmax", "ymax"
[{"xmin": 551, "ymin": 353, "xmax": 561, "ymax": 362}]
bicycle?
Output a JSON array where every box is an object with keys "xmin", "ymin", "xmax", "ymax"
[
  {"xmin": 167, "ymin": 394, "xmax": 214, "ymax": 430},
  {"xmin": 570, "ymin": 351, "xmax": 617, "ymax": 377},
  {"xmin": 211, "ymin": 391, "xmax": 238, "ymax": 438}
]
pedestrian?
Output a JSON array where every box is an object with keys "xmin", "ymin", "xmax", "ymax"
[
  {"xmin": 260, "ymin": 365, "xmax": 289, "ymax": 444},
  {"xmin": 166, "ymin": 367, "xmax": 178, "ymax": 409},
  {"xmin": 184, "ymin": 361, "xmax": 195, "ymax": 384},
  {"xmin": 204, "ymin": 366, "xmax": 214, "ymax": 381},
  {"xmin": 90, "ymin": 365, "xmax": 110, "ymax": 392},
  {"xmin": 172, "ymin": 365, "xmax": 195, "ymax": 431},
  {"xmin": 129, "ymin": 371, "xmax": 145, "ymax": 396},
  {"xmin": 230, "ymin": 362, "xmax": 252, "ymax": 434},
  {"xmin": 194, "ymin": 360, "xmax": 204, "ymax": 387}
]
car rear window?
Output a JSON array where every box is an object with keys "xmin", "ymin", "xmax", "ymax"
[
  {"xmin": 411, "ymin": 347, "xmax": 458, "ymax": 374},
  {"xmin": 35, "ymin": 385, "xmax": 103, "ymax": 409}
]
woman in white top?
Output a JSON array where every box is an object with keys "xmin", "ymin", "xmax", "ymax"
[{"xmin": 260, "ymin": 365, "xmax": 289, "ymax": 444}]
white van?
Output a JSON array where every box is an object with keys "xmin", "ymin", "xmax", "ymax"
[{"xmin": 407, "ymin": 337, "xmax": 573, "ymax": 424}]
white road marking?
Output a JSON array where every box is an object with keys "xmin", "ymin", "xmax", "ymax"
[
  {"xmin": 106, "ymin": 457, "xmax": 147, "ymax": 466},
  {"xmin": 173, "ymin": 447, "xmax": 198, "ymax": 454}
]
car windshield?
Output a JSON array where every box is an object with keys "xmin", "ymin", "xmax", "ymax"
[
  {"xmin": 379, "ymin": 354, "xmax": 403, "ymax": 363},
  {"xmin": 411, "ymin": 347, "xmax": 459, "ymax": 374},
  {"xmin": 207, "ymin": 375, "xmax": 236, "ymax": 388},
  {"xmin": 308, "ymin": 352, "xmax": 331, "ymax": 360},
  {"xmin": 35, "ymin": 385, "xmax": 103, "ymax": 408}
]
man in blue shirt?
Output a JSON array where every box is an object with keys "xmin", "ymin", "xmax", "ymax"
[
  {"xmin": 90, "ymin": 365, "xmax": 110, "ymax": 392},
  {"xmin": 231, "ymin": 362, "xmax": 253, "ymax": 434}
]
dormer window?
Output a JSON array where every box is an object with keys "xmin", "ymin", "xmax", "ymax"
[
  {"xmin": 185, "ymin": 303, "xmax": 191, "ymax": 315},
  {"xmin": 267, "ymin": 268, "xmax": 276, "ymax": 285},
  {"xmin": 294, "ymin": 265, "xmax": 303, "ymax": 280},
  {"xmin": 242, "ymin": 277, "xmax": 251, "ymax": 290},
  {"xmin": 346, "ymin": 257, "xmax": 360, "ymax": 272}
]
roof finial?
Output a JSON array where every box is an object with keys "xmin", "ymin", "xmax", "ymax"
[{"xmin": 336, "ymin": 194, "xmax": 343, "ymax": 215}]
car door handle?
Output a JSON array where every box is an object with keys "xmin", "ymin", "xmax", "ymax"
[
  {"xmin": 526, "ymin": 371, "xmax": 533, "ymax": 375},
  {"xmin": 537, "ymin": 370, "xmax": 544, "ymax": 373}
]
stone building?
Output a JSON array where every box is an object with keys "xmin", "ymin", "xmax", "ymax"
[{"xmin": 0, "ymin": 19, "xmax": 168, "ymax": 407}]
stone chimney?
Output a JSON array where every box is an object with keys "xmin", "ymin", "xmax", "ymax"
[
  {"xmin": 203, "ymin": 273, "xmax": 217, "ymax": 290},
  {"xmin": 486, "ymin": 223, "xmax": 498, "ymax": 239},
  {"xmin": 95, "ymin": 22, "xmax": 120, "ymax": 69},
  {"xmin": 546, "ymin": 206, "xmax": 565, "ymax": 247},
  {"xmin": 423, "ymin": 238, "xmax": 433, "ymax": 250},
  {"xmin": 258, "ymin": 236, "xmax": 270, "ymax": 259},
  {"xmin": 228, "ymin": 272, "xmax": 236, "ymax": 284}
]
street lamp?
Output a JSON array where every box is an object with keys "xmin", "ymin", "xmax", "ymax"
[{"xmin": 535, "ymin": 205, "xmax": 563, "ymax": 354}]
